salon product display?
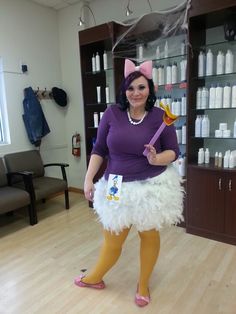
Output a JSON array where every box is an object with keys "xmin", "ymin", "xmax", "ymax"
[{"xmin": 198, "ymin": 49, "xmax": 235, "ymax": 77}]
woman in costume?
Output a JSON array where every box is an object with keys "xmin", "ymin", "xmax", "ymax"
[{"xmin": 74, "ymin": 59, "xmax": 184, "ymax": 307}]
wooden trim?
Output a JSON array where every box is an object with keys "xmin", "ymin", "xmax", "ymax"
[{"xmin": 68, "ymin": 187, "xmax": 84, "ymax": 194}]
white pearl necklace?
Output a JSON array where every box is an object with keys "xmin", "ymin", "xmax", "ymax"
[{"xmin": 127, "ymin": 109, "xmax": 147, "ymax": 125}]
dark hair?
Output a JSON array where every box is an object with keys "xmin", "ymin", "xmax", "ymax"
[{"xmin": 118, "ymin": 71, "xmax": 156, "ymax": 111}]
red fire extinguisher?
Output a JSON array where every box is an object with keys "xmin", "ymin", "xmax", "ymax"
[{"xmin": 72, "ymin": 133, "xmax": 81, "ymax": 157}]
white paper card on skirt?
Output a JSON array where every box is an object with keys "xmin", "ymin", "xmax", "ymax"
[{"xmin": 106, "ymin": 174, "xmax": 123, "ymax": 201}]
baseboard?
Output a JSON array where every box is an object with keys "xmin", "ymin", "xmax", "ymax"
[{"xmin": 68, "ymin": 187, "xmax": 84, "ymax": 194}]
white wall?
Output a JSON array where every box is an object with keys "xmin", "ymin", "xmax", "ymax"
[{"xmin": 0, "ymin": 0, "xmax": 67, "ymax": 179}]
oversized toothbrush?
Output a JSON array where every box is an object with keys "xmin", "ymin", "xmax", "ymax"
[{"xmin": 143, "ymin": 102, "xmax": 179, "ymax": 157}]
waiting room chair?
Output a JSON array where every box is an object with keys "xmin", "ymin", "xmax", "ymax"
[
  {"xmin": 4, "ymin": 150, "xmax": 69, "ymax": 223},
  {"xmin": 0, "ymin": 157, "xmax": 37, "ymax": 225}
]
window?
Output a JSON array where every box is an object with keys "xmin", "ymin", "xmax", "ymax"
[{"xmin": 0, "ymin": 58, "xmax": 10, "ymax": 145}]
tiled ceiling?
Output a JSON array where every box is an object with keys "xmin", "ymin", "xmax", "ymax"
[{"xmin": 29, "ymin": 0, "xmax": 82, "ymax": 10}]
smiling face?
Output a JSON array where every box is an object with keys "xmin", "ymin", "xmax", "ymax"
[{"xmin": 125, "ymin": 76, "xmax": 150, "ymax": 111}]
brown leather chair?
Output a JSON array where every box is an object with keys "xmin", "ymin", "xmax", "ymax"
[
  {"xmin": 0, "ymin": 157, "xmax": 36, "ymax": 225},
  {"xmin": 4, "ymin": 150, "xmax": 69, "ymax": 223}
]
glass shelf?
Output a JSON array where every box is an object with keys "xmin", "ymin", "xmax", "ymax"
[
  {"xmin": 150, "ymin": 53, "xmax": 187, "ymax": 63},
  {"xmin": 192, "ymin": 136, "xmax": 236, "ymax": 140},
  {"xmin": 84, "ymin": 67, "xmax": 113, "ymax": 76},
  {"xmin": 85, "ymin": 103, "xmax": 108, "ymax": 106},
  {"xmin": 156, "ymin": 82, "xmax": 187, "ymax": 90},
  {"xmin": 195, "ymin": 40, "xmax": 236, "ymax": 51},
  {"xmin": 194, "ymin": 107, "xmax": 236, "ymax": 111},
  {"xmin": 193, "ymin": 71, "xmax": 236, "ymax": 81}
]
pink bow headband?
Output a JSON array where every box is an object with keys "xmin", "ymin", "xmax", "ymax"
[{"xmin": 124, "ymin": 59, "xmax": 153, "ymax": 80}]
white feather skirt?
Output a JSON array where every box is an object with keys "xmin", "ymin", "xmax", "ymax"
[{"xmin": 93, "ymin": 165, "xmax": 185, "ymax": 234}]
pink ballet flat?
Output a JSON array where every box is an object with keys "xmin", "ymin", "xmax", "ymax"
[
  {"xmin": 135, "ymin": 286, "xmax": 150, "ymax": 307},
  {"xmin": 74, "ymin": 274, "xmax": 106, "ymax": 289}
]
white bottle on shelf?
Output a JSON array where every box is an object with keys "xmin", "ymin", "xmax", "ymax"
[
  {"xmin": 218, "ymin": 152, "xmax": 223, "ymax": 167},
  {"xmin": 180, "ymin": 59, "xmax": 187, "ymax": 82},
  {"xmin": 164, "ymin": 40, "xmax": 168, "ymax": 58},
  {"xmin": 223, "ymin": 83, "xmax": 231, "ymax": 108},
  {"xmin": 181, "ymin": 94, "xmax": 187, "ymax": 116},
  {"xmin": 215, "ymin": 152, "xmax": 219, "ymax": 167},
  {"xmin": 201, "ymin": 114, "xmax": 210, "ymax": 137},
  {"xmin": 181, "ymin": 125, "xmax": 186, "ymax": 144},
  {"xmin": 93, "ymin": 112, "xmax": 99, "ymax": 128},
  {"xmin": 198, "ymin": 148, "xmax": 204, "ymax": 164},
  {"xmin": 171, "ymin": 63, "xmax": 178, "ymax": 84},
  {"xmin": 92, "ymin": 54, "xmax": 96, "ymax": 72},
  {"xmin": 225, "ymin": 49, "xmax": 234, "ymax": 74},
  {"xmin": 223, "ymin": 151, "xmax": 229, "ymax": 168},
  {"xmin": 138, "ymin": 44, "xmax": 144, "ymax": 62},
  {"xmin": 198, "ymin": 51, "xmax": 205, "ymax": 77},
  {"xmin": 196, "ymin": 87, "xmax": 202, "ymax": 109},
  {"xmin": 204, "ymin": 148, "xmax": 210, "ymax": 164},
  {"xmin": 195, "ymin": 115, "xmax": 202, "ymax": 137},
  {"xmin": 152, "ymin": 67, "xmax": 158, "ymax": 86},
  {"xmin": 175, "ymin": 99, "xmax": 181, "ymax": 116},
  {"xmin": 158, "ymin": 66, "xmax": 164, "ymax": 85},
  {"xmin": 156, "ymin": 46, "xmax": 160, "ymax": 59},
  {"xmin": 95, "ymin": 52, "xmax": 100, "ymax": 72},
  {"xmin": 229, "ymin": 152, "xmax": 235, "ymax": 168},
  {"xmin": 166, "ymin": 64, "xmax": 172, "ymax": 84},
  {"xmin": 209, "ymin": 84, "xmax": 216, "ymax": 108},
  {"xmin": 215, "ymin": 84, "xmax": 223, "ymax": 108},
  {"xmin": 234, "ymin": 119, "xmax": 236, "ymax": 138},
  {"xmin": 206, "ymin": 49, "xmax": 214, "ymax": 76},
  {"xmin": 201, "ymin": 87, "xmax": 209, "ymax": 109},
  {"xmin": 231, "ymin": 85, "xmax": 236, "ymax": 108},
  {"xmin": 103, "ymin": 51, "xmax": 108, "ymax": 70},
  {"xmin": 181, "ymin": 40, "xmax": 186, "ymax": 55},
  {"xmin": 105, "ymin": 86, "xmax": 110, "ymax": 103},
  {"xmin": 216, "ymin": 51, "xmax": 224, "ymax": 75}
]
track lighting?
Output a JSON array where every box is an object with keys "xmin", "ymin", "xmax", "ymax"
[
  {"xmin": 78, "ymin": 4, "xmax": 96, "ymax": 27},
  {"xmin": 125, "ymin": 0, "xmax": 153, "ymax": 17}
]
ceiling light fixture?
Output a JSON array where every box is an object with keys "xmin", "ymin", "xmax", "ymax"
[
  {"xmin": 78, "ymin": 4, "xmax": 96, "ymax": 27},
  {"xmin": 125, "ymin": 0, "xmax": 153, "ymax": 17}
]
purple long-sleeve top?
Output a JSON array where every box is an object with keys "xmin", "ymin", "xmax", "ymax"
[{"xmin": 92, "ymin": 104, "xmax": 179, "ymax": 182}]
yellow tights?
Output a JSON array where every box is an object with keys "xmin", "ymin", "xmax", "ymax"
[{"xmin": 82, "ymin": 228, "xmax": 160, "ymax": 297}]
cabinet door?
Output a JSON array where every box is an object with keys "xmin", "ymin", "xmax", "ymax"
[
  {"xmin": 187, "ymin": 166, "xmax": 225, "ymax": 233},
  {"xmin": 225, "ymin": 172, "xmax": 236, "ymax": 236}
]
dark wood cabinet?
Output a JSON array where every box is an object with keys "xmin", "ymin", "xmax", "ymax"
[
  {"xmin": 79, "ymin": 22, "xmax": 128, "ymax": 167},
  {"xmin": 187, "ymin": 166, "xmax": 236, "ymax": 244},
  {"xmin": 186, "ymin": 0, "xmax": 236, "ymax": 244}
]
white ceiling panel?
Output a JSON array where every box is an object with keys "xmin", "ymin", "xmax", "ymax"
[{"xmin": 29, "ymin": 0, "xmax": 82, "ymax": 10}]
